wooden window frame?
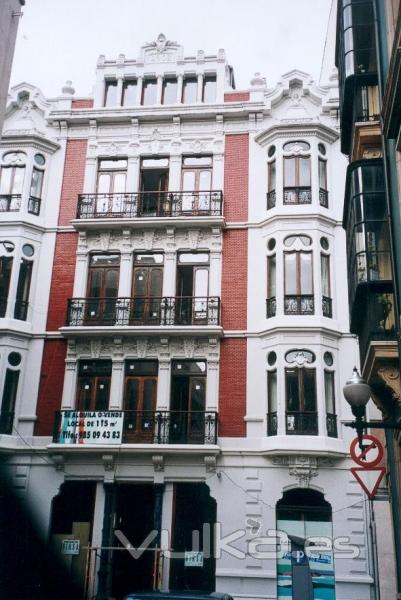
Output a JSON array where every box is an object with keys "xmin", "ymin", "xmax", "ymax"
[
  {"xmin": 285, "ymin": 367, "xmax": 317, "ymax": 413},
  {"xmin": 283, "ymin": 155, "xmax": 311, "ymax": 187},
  {"xmin": 284, "ymin": 251, "xmax": 314, "ymax": 295}
]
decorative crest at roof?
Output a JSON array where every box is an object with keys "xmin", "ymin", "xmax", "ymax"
[{"xmin": 140, "ymin": 33, "xmax": 183, "ymax": 64}]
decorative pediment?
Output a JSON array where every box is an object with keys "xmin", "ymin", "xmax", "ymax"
[{"xmin": 140, "ymin": 33, "xmax": 183, "ymax": 64}]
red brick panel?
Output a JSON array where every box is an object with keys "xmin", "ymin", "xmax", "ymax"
[
  {"xmin": 58, "ymin": 139, "xmax": 88, "ymax": 225},
  {"xmin": 223, "ymin": 134, "xmax": 249, "ymax": 222},
  {"xmin": 72, "ymin": 99, "xmax": 94, "ymax": 109},
  {"xmin": 46, "ymin": 233, "xmax": 78, "ymax": 330},
  {"xmin": 219, "ymin": 339, "xmax": 247, "ymax": 437},
  {"xmin": 224, "ymin": 91, "xmax": 250, "ymax": 102},
  {"xmin": 34, "ymin": 340, "xmax": 67, "ymax": 436},
  {"xmin": 221, "ymin": 229, "xmax": 247, "ymax": 330}
]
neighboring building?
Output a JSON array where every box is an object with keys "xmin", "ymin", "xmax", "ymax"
[
  {"xmin": 0, "ymin": 34, "xmax": 380, "ymax": 600},
  {"xmin": 0, "ymin": 0, "xmax": 24, "ymax": 134}
]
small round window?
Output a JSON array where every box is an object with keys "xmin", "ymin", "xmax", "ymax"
[
  {"xmin": 318, "ymin": 143, "xmax": 326, "ymax": 156},
  {"xmin": 324, "ymin": 351, "xmax": 333, "ymax": 367},
  {"xmin": 320, "ymin": 237, "xmax": 329, "ymax": 250},
  {"xmin": 283, "ymin": 140, "xmax": 310, "ymax": 152},
  {"xmin": 268, "ymin": 145, "xmax": 276, "ymax": 158},
  {"xmin": 267, "ymin": 351, "xmax": 277, "ymax": 366},
  {"xmin": 22, "ymin": 244, "xmax": 34, "ymax": 257},
  {"xmin": 34, "ymin": 153, "xmax": 46, "ymax": 166},
  {"xmin": 8, "ymin": 352, "xmax": 21, "ymax": 367},
  {"xmin": 267, "ymin": 238, "xmax": 276, "ymax": 251}
]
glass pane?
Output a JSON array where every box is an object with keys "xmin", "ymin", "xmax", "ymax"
[
  {"xmin": 319, "ymin": 159, "xmax": 327, "ymax": 190},
  {"xmin": 183, "ymin": 156, "xmax": 212, "ymax": 167},
  {"xmin": 268, "ymin": 370, "xmax": 277, "ymax": 412},
  {"xmin": 88, "ymin": 270, "xmax": 101, "ymax": 297},
  {"xmin": 15, "ymin": 259, "xmax": 32, "ymax": 304},
  {"xmin": 30, "ymin": 168, "xmax": 44, "ymax": 198},
  {"xmin": 150, "ymin": 268, "xmax": 163, "ymax": 297},
  {"xmin": 190, "ymin": 379, "xmax": 205, "ymax": 411},
  {"xmin": 134, "ymin": 254, "xmax": 164, "ymax": 265},
  {"xmin": 268, "ymin": 161, "xmax": 276, "ymax": 191},
  {"xmin": 178, "ymin": 253, "xmax": 209, "ymax": 264},
  {"xmin": 134, "ymin": 268, "xmax": 147, "ymax": 296},
  {"xmin": 104, "ymin": 269, "xmax": 119, "ymax": 297},
  {"xmin": 199, "ymin": 170, "xmax": 212, "ymax": 190},
  {"xmin": 141, "ymin": 158, "xmax": 169, "ymax": 168},
  {"xmin": 183, "ymin": 78, "xmax": 197, "ymax": 103},
  {"xmin": 125, "ymin": 361, "xmax": 158, "ymax": 376},
  {"xmin": 143, "ymin": 380, "xmax": 156, "ymax": 412},
  {"xmin": 104, "ymin": 81, "xmax": 118, "ymax": 107},
  {"xmin": 267, "ymin": 255, "xmax": 276, "ymax": 297},
  {"xmin": 303, "ymin": 369, "xmax": 316, "ymax": 411},
  {"xmin": 299, "ymin": 157, "xmax": 311, "ymax": 186},
  {"xmin": 97, "ymin": 173, "xmax": 111, "ymax": 194},
  {"xmin": 122, "ymin": 80, "xmax": 137, "ymax": 106},
  {"xmin": 203, "ymin": 76, "xmax": 216, "ymax": 102},
  {"xmin": 194, "ymin": 268, "xmax": 209, "ymax": 296},
  {"xmin": 99, "ymin": 159, "xmax": 128, "ymax": 170},
  {"xmin": 285, "ymin": 254, "xmax": 297, "ymax": 294},
  {"xmin": 77, "ymin": 379, "xmax": 92, "ymax": 411},
  {"xmin": 113, "ymin": 173, "xmax": 126, "ymax": 194},
  {"xmin": 300, "ymin": 253, "xmax": 313, "ymax": 294},
  {"xmin": 90, "ymin": 254, "xmax": 120, "ymax": 267},
  {"xmin": 182, "ymin": 170, "xmax": 196, "ymax": 191},
  {"xmin": 0, "ymin": 168, "xmax": 12, "ymax": 194},
  {"xmin": 142, "ymin": 79, "xmax": 157, "ymax": 105},
  {"xmin": 0, "ymin": 257, "xmax": 13, "ymax": 315},
  {"xmin": 284, "ymin": 158, "xmax": 296, "ymax": 187},
  {"xmin": 283, "ymin": 141, "xmax": 310, "ymax": 152},
  {"xmin": 321, "ymin": 254, "xmax": 330, "ymax": 296},
  {"xmin": 11, "ymin": 167, "xmax": 25, "ymax": 194},
  {"xmin": 325, "ymin": 371, "xmax": 335, "ymax": 413},
  {"xmin": 95, "ymin": 378, "xmax": 110, "ymax": 410},
  {"xmin": 125, "ymin": 379, "xmax": 139, "ymax": 411},
  {"xmin": 286, "ymin": 369, "xmax": 300, "ymax": 411},
  {"xmin": 162, "ymin": 78, "xmax": 178, "ymax": 104}
]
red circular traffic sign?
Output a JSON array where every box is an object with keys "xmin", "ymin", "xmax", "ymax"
[{"xmin": 350, "ymin": 434, "xmax": 384, "ymax": 467}]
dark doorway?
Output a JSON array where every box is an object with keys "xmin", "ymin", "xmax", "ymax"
[
  {"xmin": 112, "ymin": 484, "xmax": 157, "ymax": 599},
  {"xmin": 170, "ymin": 361, "xmax": 206, "ymax": 444},
  {"xmin": 140, "ymin": 158, "xmax": 169, "ymax": 215},
  {"xmin": 170, "ymin": 483, "xmax": 216, "ymax": 592},
  {"xmin": 49, "ymin": 482, "xmax": 96, "ymax": 598}
]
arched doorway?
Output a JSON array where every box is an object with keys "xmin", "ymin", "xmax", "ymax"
[{"xmin": 276, "ymin": 488, "xmax": 335, "ymax": 600}]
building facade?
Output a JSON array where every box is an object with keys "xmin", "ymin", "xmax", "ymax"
[{"xmin": 0, "ymin": 34, "xmax": 383, "ymax": 600}]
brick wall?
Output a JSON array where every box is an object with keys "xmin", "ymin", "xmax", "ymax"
[
  {"xmin": 46, "ymin": 233, "xmax": 78, "ymax": 330},
  {"xmin": 224, "ymin": 91, "xmax": 250, "ymax": 102},
  {"xmin": 72, "ymin": 99, "xmax": 94, "ymax": 109},
  {"xmin": 219, "ymin": 339, "xmax": 247, "ymax": 436},
  {"xmin": 34, "ymin": 340, "xmax": 67, "ymax": 436},
  {"xmin": 221, "ymin": 229, "xmax": 247, "ymax": 330},
  {"xmin": 223, "ymin": 134, "xmax": 249, "ymax": 222},
  {"xmin": 58, "ymin": 139, "xmax": 88, "ymax": 225}
]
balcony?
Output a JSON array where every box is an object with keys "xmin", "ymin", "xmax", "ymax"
[
  {"xmin": 27, "ymin": 196, "xmax": 41, "ymax": 216},
  {"xmin": 326, "ymin": 413, "xmax": 338, "ymax": 438},
  {"xmin": 52, "ymin": 410, "xmax": 218, "ymax": 445},
  {"xmin": 0, "ymin": 194, "xmax": 41, "ymax": 216},
  {"xmin": 266, "ymin": 297, "xmax": 276, "ymax": 318},
  {"xmin": 357, "ymin": 290, "xmax": 397, "ymax": 364},
  {"xmin": 266, "ymin": 190, "xmax": 276, "ymax": 210},
  {"xmin": 319, "ymin": 189, "xmax": 329, "ymax": 208},
  {"xmin": 286, "ymin": 411, "xmax": 318, "ymax": 435},
  {"xmin": 76, "ymin": 191, "xmax": 223, "ymax": 220},
  {"xmin": 66, "ymin": 296, "xmax": 221, "ymax": 327},
  {"xmin": 283, "ymin": 187, "xmax": 312, "ymax": 205},
  {"xmin": 284, "ymin": 295, "xmax": 314, "ymax": 315},
  {"xmin": 0, "ymin": 411, "xmax": 14, "ymax": 435},
  {"xmin": 322, "ymin": 296, "xmax": 333, "ymax": 318}
]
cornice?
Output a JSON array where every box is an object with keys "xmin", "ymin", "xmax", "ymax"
[
  {"xmin": 255, "ymin": 121, "xmax": 339, "ymax": 147},
  {"xmin": 0, "ymin": 132, "xmax": 60, "ymax": 153}
]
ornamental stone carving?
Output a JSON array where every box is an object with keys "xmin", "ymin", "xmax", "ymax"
[
  {"xmin": 288, "ymin": 456, "xmax": 318, "ymax": 488},
  {"xmin": 377, "ymin": 366, "xmax": 401, "ymax": 404}
]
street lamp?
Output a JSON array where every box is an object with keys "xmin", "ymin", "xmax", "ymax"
[{"xmin": 343, "ymin": 367, "xmax": 401, "ymax": 450}]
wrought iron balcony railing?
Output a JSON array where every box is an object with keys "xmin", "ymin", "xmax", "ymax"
[
  {"xmin": 266, "ymin": 190, "xmax": 276, "ymax": 210},
  {"xmin": 76, "ymin": 191, "xmax": 223, "ymax": 219},
  {"xmin": 284, "ymin": 295, "xmax": 314, "ymax": 315},
  {"xmin": 283, "ymin": 187, "xmax": 312, "ymax": 205},
  {"xmin": 28, "ymin": 196, "xmax": 41, "ymax": 215},
  {"xmin": 286, "ymin": 411, "xmax": 318, "ymax": 435},
  {"xmin": 322, "ymin": 296, "xmax": 333, "ymax": 318},
  {"xmin": 326, "ymin": 413, "xmax": 338, "ymax": 438},
  {"xmin": 14, "ymin": 300, "xmax": 29, "ymax": 321},
  {"xmin": 66, "ymin": 296, "xmax": 221, "ymax": 327},
  {"xmin": 266, "ymin": 297, "xmax": 276, "ymax": 318},
  {"xmin": 319, "ymin": 188, "xmax": 329, "ymax": 208},
  {"xmin": 52, "ymin": 410, "xmax": 218, "ymax": 445},
  {"xmin": 0, "ymin": 411, "xmax": 14, "ymax": 435},
  {"xmin": 267, "ymin": 412, "xmax": 277, "ymax": 436},
  {"xmin": 0, "ymin": 194, "xmax": 21, "ymax": 212}
]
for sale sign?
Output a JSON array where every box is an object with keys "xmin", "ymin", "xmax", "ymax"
[{"xmin": 55, "ymin": 411, "xmax": 124, "ymax": 445}]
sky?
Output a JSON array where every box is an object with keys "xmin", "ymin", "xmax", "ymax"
[{"xmin": 10, "ymin": 0, "xmax": 334, "ymax": 98}]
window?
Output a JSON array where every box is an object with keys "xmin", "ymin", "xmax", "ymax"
[
  {"xmin": 170, "ymin": 360, "xmax": 207, "ymax": 443},
  {"xmin": 182, "ymin": 77, "xmax": 198, "ymax": 103},
  {"xmin": 162, "ymin": 77, "xmax": 178, "ymax": 104},
  {"xmin": 319, "ymin": 158, "xmax": 328, "ymax": 208},
  {"xmin": 181, "ymin": 156, "xmax": 213, "ymax": 213},
  {"xmin": 267, "ymin": 369, "xmax": 277, "ymax": 436},
  {"xmin": 0, "ymin": 368, "xmax": 19, "ymax": 434},
  {"xmin": 131, "ymin": 253, "xmax": 164, "ymax": 324},
  {"xmin": 321, "ymin": 254, "xmax": 332, "ymax": 317},
  {"xmin": 284, "ymin": 251, "xmax": 314, "ymax": 314},
  {"xmin": 0, "ymin": 152, "xmax": 25, "ymax": 212},
  {"xmin": 202, "ymin": 75, "xmax": 216, "ymax": 102},
  {"xmin": 283, "ymin": 155, "xmax": 311, "ymax": 204},
  {"xmin": 285, "ymin": 367, "xmax": 317, "ymax": 435},
  {"xmin": 142, "ymin": 78, "xmax": 158, "ymax": 105},
  {"xmin": 266, "ymin": 254, "xmax": 276, "ymax": 318},
  {"xmin": 140, "ymin": 157, "xmax": 169, "ymax": 215},
  {"xmin": 14, "ymin": 258, "xmax": 33, "ymax": 321},
  {"xmin": 176, "ymin": 253, "xmax": 209, "ymax": 324},
  {"xmin": 324, "ymin": 370, "xmax": 337, "ymax": 437},
  {"xmin": 104, "ymin": 80, "xmax": 118, "ymax": 107},
  {"xmin": 96, "ymin": 158, "xmax": 127, "ymax": 214},
  {"xmin": 0, "ymin": 256, "xmax": 13, "ymax": 317},
  {"xmin": 86, "ymin": 254, "xmax": 120, "ymax": 325},
  {"xmin": 76, "ymin": 360, "xmax": 112, "ymax": 411},
  {"xmin": 267, "ymin": 161, "xmax": 276, "ymax": 209},
  {"xmin": 122, "ymin": 79, "xmax": 137, "ymax": 106},
  {"xmin": 124, "ymin": 360, "xmax": 158, "ymax": 442},
  {"xmin": 29, "ymin": 166, "xmax": 44, "ymax": 215}
]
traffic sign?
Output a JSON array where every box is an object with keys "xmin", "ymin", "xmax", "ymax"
[
  {"xmin": 350, "ymin": 434, "xmax": 384, "ymax": 467},
  {"xmin": 351, "ymin": 467, "xmax": 386, "ymax": 499}
]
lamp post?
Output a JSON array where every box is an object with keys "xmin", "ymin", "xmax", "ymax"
[{"xmin": 343, "ymin": 367, "xmax": 401, "ymax": 451}]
